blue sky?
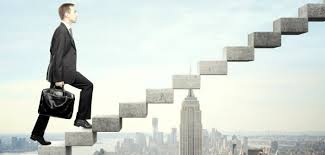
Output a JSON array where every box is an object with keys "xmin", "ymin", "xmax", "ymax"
[{"xmin": 0, "ymin": 0, "xmax": 325, "ymax": 133}]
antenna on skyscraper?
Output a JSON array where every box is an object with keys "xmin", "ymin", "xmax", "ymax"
[
  {"xmin": 189, "ymin": 63, "xmax": 192, "ymax": 75},
  {"xmin": 188, "ymin": 63, "xmax": 194, "ymax": 97}
]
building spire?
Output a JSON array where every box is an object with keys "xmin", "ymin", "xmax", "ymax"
[
  {"xmin": 187, "ymin": 63, "xmax": 195, "ymax": 97},
  {"xmin": 187, "ymin": 88, "xmax": 195, "ymax": 97}
]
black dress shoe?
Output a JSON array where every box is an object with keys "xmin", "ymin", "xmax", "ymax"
[
  {"xmin": 30, "ymin": 135, "xmax": 51, "ymax": 145},
  {"xmin": 74, "ymin": 119, "xmax": 92, "ymax": 129}
]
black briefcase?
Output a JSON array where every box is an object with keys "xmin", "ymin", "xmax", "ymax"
[{"xmin": 38, "ymin": 85, "xmax": 75, "ymax": 119}]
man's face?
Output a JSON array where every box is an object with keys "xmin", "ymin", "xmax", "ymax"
[{"xmin": 66, "ymin": 6, "xmax": 78, "ymax": 23}]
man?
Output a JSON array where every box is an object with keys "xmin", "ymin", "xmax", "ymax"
[{"xmin": 30, "ymin": 3, "xmax": 93, "ymax": 145}]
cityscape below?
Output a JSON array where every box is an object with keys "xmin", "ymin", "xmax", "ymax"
[
  {"xmin": 1, "ymin": 90, "xmax": 325, "ymax": 155},
  {"xmin": 1, "ymin": 128, "xmax": 325, "ymax": 155}
]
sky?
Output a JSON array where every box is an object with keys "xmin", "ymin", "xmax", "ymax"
[{"xmin": 0, "ymin": 0, "xmax": 325, "ymax": 134}]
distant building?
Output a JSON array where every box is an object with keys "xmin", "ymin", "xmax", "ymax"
[
  {"xmin": 202, "ymin": 129, "xmax": 209, "ymax": 154},
  {"xmin": 135, "ymin": 132, "xmax": 147, "ymax": 148},
  {"xmin": 152, "ymin": 117, "xmax": 158, "ymax": 142},
  {"xmin": 156, "ymin": 132, "xmax": 164, "ymax": 145},
  {"xmin": 242, "ymin": 137, "xmax": 248, "ymax": 155},
  {"xmin": 270, "ymin": 141, "xmax": 278, "ymax": 153},
  {"xmin": 232, "ymin": 135, "xmax": 241, "ymax": 155},
  {"xmin": 167, "ymin": 128, "xmax": 177, "ymax": 145}
]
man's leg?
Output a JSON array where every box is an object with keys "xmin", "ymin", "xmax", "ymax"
[
  {"xmin": 31, "ymin": 82, "xmax": 55, "ymax": 136},
  {"xmin": 70, "ymin": 71, "xmax": 93, "ymax": 120},
  {"xmin": 31, "ymin": 115, "xmax": 50, "ymax": 137},
  {"xmin": 30, "ymin": 82, "xmax": 54, "ymax": 145}
]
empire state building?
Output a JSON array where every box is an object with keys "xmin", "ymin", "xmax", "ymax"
[{"xmin": 180, "ymin": 89, "xmax": 202, "ymax": 155}]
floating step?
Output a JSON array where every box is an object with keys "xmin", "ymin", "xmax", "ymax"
[
  {"xmin": 38, "ymin": 141, "xmax": 72, "ymax": 155},
  {"xmin": 92, "ymin": 115, "xmax": 122, "ymax": 132},
  {"xmin": 198, "ymin": 60, "xmax": 227, "ymax": 75},
  {"xmin": 223, "ymin": 46, "xmax": 254, "ymax": 62},
  {"xmin": 65, "ymin": 129, "xmax": 97, "ymax": 146},
  {"xmin": 146, "ymin": 88, "xmax": 174, "ymax": 104},
  {"xmin": 248, "ymin": 32, "xmax": 281, "ymax": 48},
  {"xmin": 119, "ymin": 102, "xmax": 148, "ymax": 118},
  {"xmin": 273, "ymin": 18, "xmax": 308, "ymax": 35},
  {"xmin": 299, "ymin": 3, "xmax": 325, "ymax": 21},
  {"xmin": 172, "ymin": 75, "xmax": 200, "ymax": 89}
]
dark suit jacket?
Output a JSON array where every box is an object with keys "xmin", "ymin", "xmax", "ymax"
[{"xmin": 46, "ymin": 22, "xmax": 77, "ymax": 84}]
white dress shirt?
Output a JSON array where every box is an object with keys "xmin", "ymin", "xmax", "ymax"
[
  {"xmin": 61, "ymin": 20, "xmax": 72, "ymax": 30},
  {"xmin": 61, "ymin": 20, "xmax": 73, "ymax": 38}
]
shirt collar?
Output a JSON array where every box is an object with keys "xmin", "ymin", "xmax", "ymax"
[{"xmin": 61, "ymin": 20, "xmax": 72, "ymax": 30}]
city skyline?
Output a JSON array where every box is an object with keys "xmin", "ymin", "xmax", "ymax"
[{"xmin": 1, "ymin": 116, "xmax": 325, "ymax": 154}]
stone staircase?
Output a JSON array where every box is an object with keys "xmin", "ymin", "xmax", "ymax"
[{"xmin": 38, "ymin": 3, "xmax": 325, "ymax": 155}]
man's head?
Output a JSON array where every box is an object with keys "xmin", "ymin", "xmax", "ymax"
[{"xmin": 58, "ymin": 3, "xmax": 78, "ymax": 23}]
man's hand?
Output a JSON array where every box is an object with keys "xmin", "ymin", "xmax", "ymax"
[{"xmin": 55, "ymin": 81, "xmax": 64, "ymax": 88}]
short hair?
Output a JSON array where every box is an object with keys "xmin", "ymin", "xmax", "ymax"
[{"xmin": 58, "ymin": 3, "xmax": 75, "ymax": 20}]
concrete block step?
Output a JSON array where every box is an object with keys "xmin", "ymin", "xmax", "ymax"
[
  {"xmin": 65, "ymin": 128, "xmax": 97, "ymax": 146},
  {"xmin": 299, "ymin": 3, "xmax": 325, "ymax": 21},
  {"xmin": 172, "ymin": 75, "xmax": 200, "ymax": 89},
  {"xmin": 38, "ymin": 141, "xmax": 71, "ymax": 155},
  {"xmin": 92, "ymin": 115, "xmax": 122, "ymax": 132},
  {"xmin": 146, "ymin": 88, "xmax": 174, "ymax": 104},
  {"xmin": 119, "ymin": 102, "xmax": 147, "ymax": 118},
  {"xmin": 248, "ymin": 32, "xmax": 281, "ymax": 48},
  {"xmin": 198, "ymin": 60, "xmax": 227, "ymax": 75},
  {"xmin": 273, "ymin": 18, "xmax": 308, "ymax": 35},
  {"xmin": 223, "ymin": 46, "xmax": 254, "ymax": 62}
]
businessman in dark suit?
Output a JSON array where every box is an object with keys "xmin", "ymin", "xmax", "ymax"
[{"xmin": 30, "ymin": 3, "xmax": 93, "ymax": 145}]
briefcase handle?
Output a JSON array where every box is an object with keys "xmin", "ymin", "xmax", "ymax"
[{"xmin": 52, "ymin": 84, "xmax": 65, "ymax": 96}]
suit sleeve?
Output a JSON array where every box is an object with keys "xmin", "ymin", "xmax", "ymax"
[{"xmin": 52, "ymin": 31, "xmax": 66, "ymax": 82}]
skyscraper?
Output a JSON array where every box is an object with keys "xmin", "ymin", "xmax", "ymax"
[
  {"xmin": 152, "ymin": 117, "xmax": 158, "ymax": 143},
  {"xmin": 168, "ymin": 128, "xmax": 177, "ymax": 144},
  {"xmin": 180, "ymin": 89, "xmax": 202, "ymax": 155},
  {"xmin": 243, "ymin": 137, "xmax": 248, "ymax": 155}
]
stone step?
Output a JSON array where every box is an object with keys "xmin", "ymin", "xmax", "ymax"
[
  {"xmin": 198, "ymin": 60, "xmax": 227, "ymax": 75},
  {"xmin": 299, "ymin": 3, "xmax": 325, "ymax": 21},
  {"xmin": 223, "ymin": 46, "xmax": 254, "ymax": 62},
  {"xmin": 92, "ymin": 115, "xmax": 122, "ymax": 132},
  {"xmin": 146, "ymin": 88, "xmax": 174, "ymax": 104},
  {"xmin": 38, "ymin": 141, "xmax": 72, "ymax": 155},
  {"xmin": 65, "ymin": 128, "xmax": 97, "ymax": 146},
  {"xmin": 172, "ymin": 75, "xmax": 200, "ymax": 89},
  {"xmin": 273, "ymin": 18, "xmax": 308, "ymax": 35},
  {"xmin": 119, "ymin": 102, "xmax": 148, "ymax": 118},
  {"xmin": 248, "ymin": 32, "xmax": 281, "ymax": 48}
]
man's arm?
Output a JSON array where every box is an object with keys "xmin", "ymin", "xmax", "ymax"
[{"xmin": 52, "ymin": 31, "xmax": 66, "ymax": 84}]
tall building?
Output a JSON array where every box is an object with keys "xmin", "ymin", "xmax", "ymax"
[
  {"xmin": 135, "ymin": 132, "xmax": 147, "ymax": 147},
  {"xmin": 242, "ymin": 137, "xmax": 248, "ymax": 155},
  {"xmin": 202, "ymin": 129, "xmax": 209, "ymax": 154},
  {"xmin": 180, "ymin": 89, "xmax": 202, "ymax": 155},
  {"xmin": 231, "ymin": 135, "xmax": 240, "ymax": 155},
  {"xmin": 152, "ymin": 117, "xmax": 158, "ymax": 143},
  {"xmin": 167, "ymin": 128, "xmax": 177, "ymax": 144},
  {"xmin": 156, "ymin": 132, "xmax": 164, "ymax": 145},
  {"xmin": 270, "ymin": 141, "xmax": 278, "ymax": 154}
]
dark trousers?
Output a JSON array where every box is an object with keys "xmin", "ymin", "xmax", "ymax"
[{"xmin": 31, "ymin": 71, "xmax": 93, "ymax": 137}]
